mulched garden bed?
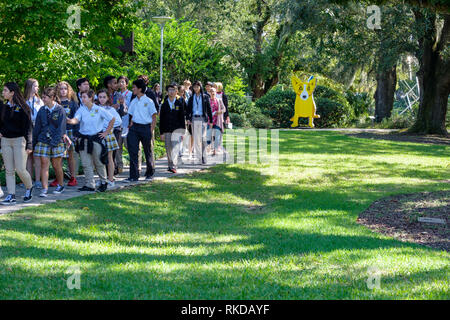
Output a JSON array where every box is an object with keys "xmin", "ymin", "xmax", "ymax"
[
  {"xmin": 357, "ymin": 191, "xmax": 449, "ymax": 251},
  {"xmin": 342, "ymin": 131, "xmax": 450, "ymax": 145}
]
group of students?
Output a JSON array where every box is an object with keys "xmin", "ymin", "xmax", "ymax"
[{"xmin": 0, "ymin": 75, "xmax": 229, "ymax": 205}]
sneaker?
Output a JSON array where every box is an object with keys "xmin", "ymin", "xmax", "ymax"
[
  {"xmin": 123, "ymin": 178, "xmax": 138, "ymax": 183},
  {"xmin": 0, "ymin": 187, "xmax": 3, "ymax": 198},
  {"xmin": 97, "ymin": 182, "xmax": 107, "ymax": 192},
  {"xmin": 23, "ymin": 187, "xmax": 33, "ymax": 203},
  {"xmin": 49, "ymin": 179, "xmax": 58, "ymax": 187},
  {"xmin": 53, "ymin": 185, "xmax": 65, "ymax": 194},
  {"xmin": 78, "ymin": 186, "xmax": 95, "ymax": 192},
  {"xmin": 95, "ymin": 180, "xmax": 102, "ymax": 188},
  {"xmin": 1, "ymin": 194, "xmax": 16, "ymax": 205},
  {"xmin": 39, "ymin": 189, "xmax": 48, "ymax": 198},
  {"xmin": 34, "ymin": 181, "xmax": 43, "ymax": 189},
  {"xmin": 169, "ymin": 168, "xmax": 177, "ymax": 174},
  {"xmin": 107, "ymin": 180, "xmax": 115, "ymax": 188},
  {"xmin": 67, "ymin": 177, "xmax": 78, "ymax": 187},
  {"xmin": 145, "ymin": 176, "xmax": 153, "ymax": 181}
]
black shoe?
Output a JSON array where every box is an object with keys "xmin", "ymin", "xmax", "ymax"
[
  {"xmin": 78, "ymin": 186, "xmax": 95, "ymax": 192},
  {"xmin": 123, "ymin": 178, "xmax": 138, "ymax": 183},
  {"xmin": 97, "ymin": 182, "xmax": 107, "ymax": 192},
  {"xmin": 23, "ymin": 187, "xmax": 33, "ymax": 203},
  {"xmin": 1, "ymin": 194, "xmax": 16, "ymax": 205},
  {"xmin": 145, "ymin": 176, "xmax": 153, "ymax": 181}
]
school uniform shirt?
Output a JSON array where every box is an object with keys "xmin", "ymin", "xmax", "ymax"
[
  {"xmin": 60, "ymin": 99, "xmax": 80, "ymax": 132},
  {"xmin": 74, "ymin": 104, "xmax": 114, "ymax": 136},
  {"xmin": 33, "ymin": 104, "xmax": 67, "ymax": 147},
  {"xmin": 118, "ymin": 89, "xmax": 132, "ymax": 108},
  {"xmin": 130, "ymin": 88, "xmax": 160, "ymax": 113},
  {"xmin": 128, "ymin": 95, "xmax": 157, "ymax": 125},
  {"xmin": 26, "ymin": 96, "xmax": 44, "ymax": 125},
  {"xmin": 0, "ymin": 101, "xmax": 33, "ymax": 150},
  {"xmin": 101, "ymin": 106, "xmax": 122, "ymax": 130},
  {"xmin": 159, "ymin": 97, "xmax": 186, "ymax": 135}
]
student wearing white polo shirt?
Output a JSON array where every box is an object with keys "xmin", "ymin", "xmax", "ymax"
[
  {"xmin": 97, "ymin": 89, "xmax": 122, "ymax": 187},
  {"xmin": 125, "ymin": 79, "xmax": 157, "ymax": 182},
  {"xmin": 67, "ymin": 90, "xmax": 115, "ymax": 192},
  {"xmin": 116, "ymin": 75, "xmax": 132, "ymax": 174}
]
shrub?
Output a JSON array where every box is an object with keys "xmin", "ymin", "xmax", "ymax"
[
  {"xmin": 255, "ymin": 83, "xmax": 356, "ymax": 128},
  {"xmin": 254, "ymin": 85, "xmax": 296, "ymax": 128},
  {"xmin": 314, "ymin": 98, "xmax": 353, "ymax": 128},
  {"xmin": 229, "ymin": 112, "xmax": 251, "ymax": 128},
  {"xmin": 247, "ymin": 110, "xmax": 272, "ymax": 128},
  {"xmin": 314, "ymin": 85, "xmax": 354, "ymax": 127},
  {"xmin": 227, "ymin": 93, "xmax": 252, "ymax": 115}
]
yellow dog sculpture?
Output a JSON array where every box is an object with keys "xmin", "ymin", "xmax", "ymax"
[{"xmin": 290, "ymin": 75, "xmax": 320, "ymax": 128}]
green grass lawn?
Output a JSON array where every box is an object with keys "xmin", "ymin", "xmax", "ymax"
[{"xmin": 0, "ymin": 131, "xmax": 449, "ymax": 299}]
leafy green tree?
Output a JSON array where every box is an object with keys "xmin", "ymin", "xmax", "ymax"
[
  {"xmin": 0, "ymin": 0, "xmax": 140, "ymax": 87},
  {"xmin": 130, "ymin": 20, "xmax": 231, "ymax": 88}
]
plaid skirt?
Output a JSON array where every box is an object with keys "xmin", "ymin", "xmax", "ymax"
[
  {"xmin": 34, "ymin": 142, "xmax": 67, "ymax": 158},
  {"xmin": 66, "ymin": 129, "xmax": 75, "ymax": 151},
  {"xmin": 105, "ymin": 133, "xmax": 119, "ymax": 152}
]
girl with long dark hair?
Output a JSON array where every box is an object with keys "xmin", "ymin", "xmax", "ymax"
[{"xmin": 0, "ymin": 82, "xmax": 34, "ymax": 205}]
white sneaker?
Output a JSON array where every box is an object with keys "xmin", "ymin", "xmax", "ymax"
[
  {"xmin": 107, "ymin": 180, "xmax": 115, "ymax": 188},
  {"xmin": 39, "ymin": 189, "xmax": 48, "ymax": 198}
]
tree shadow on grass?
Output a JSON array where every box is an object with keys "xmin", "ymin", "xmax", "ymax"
[{"xmin": 0, "ymin": 131, "xmax": 448, "ymax": 299}]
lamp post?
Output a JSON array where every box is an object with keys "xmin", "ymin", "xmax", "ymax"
[{"xmin": 152, "ymin": 16, "xmax": 172, "ymax": 95}]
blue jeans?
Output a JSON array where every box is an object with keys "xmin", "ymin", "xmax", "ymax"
[{"xmin": 206, "ymin": 125, "xmax": 222, "ymax": 150}]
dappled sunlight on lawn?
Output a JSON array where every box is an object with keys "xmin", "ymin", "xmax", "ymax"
[{"xmin": 0, "ymin": 131, "xmax": 448, "ymax": 299}]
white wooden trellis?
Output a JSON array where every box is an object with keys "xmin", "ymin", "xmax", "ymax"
[{"xmin": 399, "ymin": 76, "xmax": 420, "ymax": 115}]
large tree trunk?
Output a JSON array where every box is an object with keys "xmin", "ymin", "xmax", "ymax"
[
  {"xmin": 374, "ymin": 65, "xmax": 397, "ymax": 122},
  {"xmin": 409, "ymin": 11, "xmax": 449, "ymax": 136},
  {"xmin": 248, "ymin": 0, "xmax": 270, "ymax": 99},
  {"xmin": 251, "ymin": 73, "xmax": 266, "ymax": 99}
]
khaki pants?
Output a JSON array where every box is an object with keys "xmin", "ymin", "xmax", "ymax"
[
  {"xmin": 73, "ymin": 150, "xmax": 80, "ymax": 176},
  {"xmin": 79, "ymin": 139, "xmax": 107, "ymax": 189},
  {"xmin": 164, "ymin": 132, "xmax": 182, "ymax": 170},
  {"xmin": 192, "ymin": 118, "xmax": 208, "ymax": 163},
  {"xmin": 1, "ymin": 137, "xmax": 33, "ymax": 194}
]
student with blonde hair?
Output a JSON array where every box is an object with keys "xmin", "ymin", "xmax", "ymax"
[{"xmin": 55, "ymin": 81, "xmax": 80, "ymax": 187}]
